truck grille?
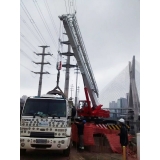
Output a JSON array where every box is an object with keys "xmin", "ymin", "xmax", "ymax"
[
  {"xmin": 30, "ymin": 132, "xmax": 54, "ymax": 138},
  {"xmin": 31, "ymin": 144, "xmax": 52, "ymax": 148}
]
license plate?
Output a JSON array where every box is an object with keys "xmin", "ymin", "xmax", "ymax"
[
  {"xmin": 38, "ymin": 122, "xmax": 48, "ymax": 126},
  {"xmin": 36, "ymin": 139, "xmax": 47, "ymax": 143}
]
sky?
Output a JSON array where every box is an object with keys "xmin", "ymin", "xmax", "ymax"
[
  {"xmin": 20, "ymin": 0, "xmax": 140, "ymax": 102},
  {"xmin": 2, "ymin": 1, "xmax": 160, "ymax": 159},
  {"xmin": 0, "ymin": 0, "xmax": 160, "ymax": 159}
]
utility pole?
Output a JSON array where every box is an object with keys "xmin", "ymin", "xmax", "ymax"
[
  {"xmin": 70, "ymin": 84, "xmax": 74, "ymax": 99},
  {"xmin": 32, "ymin": 46, "xmax": 52, "ymax": 96},
  {"xmin": 61, "ymin": 35, "xmax": 77, "ymax": 99},
  {"xmin": 74, "ymin": 65, "xmax": 80, "ymax": 108},
  {"xmin": 77, "ymin": 86, "xmax": 80, "ymax": 107}
]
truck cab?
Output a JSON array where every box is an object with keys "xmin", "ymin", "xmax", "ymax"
[{"xmin": 20, "ymin": 94, "xmax": 72, "ymax": 156}]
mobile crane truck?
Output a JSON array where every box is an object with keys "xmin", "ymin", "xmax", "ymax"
[{"xmin": 59, "ymin": 14, "xmax": 130, "ymax": 147}]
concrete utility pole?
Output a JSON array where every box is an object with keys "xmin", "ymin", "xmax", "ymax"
[
  {"xmin": 70, "ymin": 84, "xmax": 74, "ymax": 99},
  {"xmin": 74, "ymin": 65, "xmax": 80, "ymax": 108},
  {"xmin": 61, "ymin": 38, "xmax": 77, "ymax": 99},
  {"xmin": 32, "ymin": 46, "xmax": 52, "ymax": 96}
]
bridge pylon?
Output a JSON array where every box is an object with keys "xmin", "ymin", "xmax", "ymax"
[{"xmin": 127, "ymin": 55, "xmax": 140, "ymax": 134}]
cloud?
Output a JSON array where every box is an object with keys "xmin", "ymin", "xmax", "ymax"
[{"xmin": 20, "ymin": 0, "xmax": 140, "ymax": 104}]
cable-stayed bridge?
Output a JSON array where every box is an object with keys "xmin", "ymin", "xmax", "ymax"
[{"xmin": 99, "ymin": 56, "xmax": 140, "ymax": 134}]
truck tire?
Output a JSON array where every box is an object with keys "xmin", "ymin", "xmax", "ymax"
[
  {"xmin": 20, "ymin": 149, "xmax": 26, "ymax": 154},
  {"xmin": 63, "ymin": 145, "xmax": 70, "ymax": 157}
]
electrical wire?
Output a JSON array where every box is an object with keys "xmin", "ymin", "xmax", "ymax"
[
  {"xmin": 20, "ymin": 15, "xmax": 43, "ymax": 45},
  {"xmin": 20, "ymin": 63, "xmax": 32, "ymax": 71},
  {"xmin": 68, "ymin": 0, "xmax": 71, "ymax": 14},
  {"xmin": 20, "ymin": 32, "xmax": 39, "ymax": 52},
  {"xmin": 21, "ymin": 0, "xmax": 61, "ymax": 61},
  {"xmin": 44, "ymin": 0, "xmax": 59, "ymax": 37},
  {"xmin": 70, "ymin": 0, "xmax": 74, "ymax": 14},
  {"xmin": 20, "ymin": 45, "xmax": 53, "ymax": 66},
  {"xmin": 21, "ymin": 0, "xmax": 47, "ymax": 45},
  {"xmin": 20, "ymin": 49, "xmax": 41, "ymax": 69},
  {"xmin": 64, "ymin": 0, "xmax": 68, "ymax": 14},
  {"xmin": 20, "ymin": 62, "xmax": 41, "ymax": 78},
  {"xmin": 21, "ymin": 38, "xmax": 35, "ymax": 52},
  {"xmin": 20, "ymin": 49, "xmax": 34, "ymax": 61},
  {"xmin": 74, "ymin": 0, "xmax": 77, "ymax": 13},
  {"xmin": 58, "ymin": 21, "xmax": 62, "ymax": 52},
  {"xmin": 33, "ymin": 0, "xmax": 58, "ymax": 50}
]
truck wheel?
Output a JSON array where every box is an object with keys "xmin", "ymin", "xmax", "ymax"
[
  {"xmin": 63, "ymin": 145, "xmax": 70, "ymax": 157},
  {"xmin": 20, "ymin": 149, "xmax": 26, "ymax": 154}
]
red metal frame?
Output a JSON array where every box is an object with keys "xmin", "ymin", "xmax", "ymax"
[{"xmin": 77, "ymin": 87, "xmax": 110, "ymax": 118}]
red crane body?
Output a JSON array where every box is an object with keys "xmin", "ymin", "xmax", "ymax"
[{"xmin": 77, "ymin": 87, "xmax": 110, "ymax": 118}]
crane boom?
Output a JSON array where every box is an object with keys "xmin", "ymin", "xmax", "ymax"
[{"xmin": 59, "ymin": 14, "xmax": 100, "ymax": 107}]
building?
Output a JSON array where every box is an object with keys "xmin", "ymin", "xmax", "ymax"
[
  {"xmin": 120, "ymin": 98, "xmax": 128, "ymax": 114},
  {"xmin": 108, "ymin": 97, "xmax": 128, "ymax": 118},
  {"xmin": 109, "ymin": 101, "xmax": 117, "ymax": 108},
  {"xmin": 109, "ymin": 101, "xmax": 117, "ymax": 118}
]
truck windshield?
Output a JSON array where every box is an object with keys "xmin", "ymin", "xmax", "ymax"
[{"xmin": 22, "ymin": 99, "xmax": 66, "ymax": 117}]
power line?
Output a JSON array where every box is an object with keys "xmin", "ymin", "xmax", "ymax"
[
  {"xmin": 58, "ymin": 21, "xmax": 62, "ymax": 52},
  {"xmin": 21, "ymin": 0, "xmax": 47, "ymax": 45},
  {"xmin": 20, "ymin": 42, "xmax": 51, "ymax": 64},
  {"xmin": 44, "ymin": 0, "xmax": 59, "ymax": 37},
  {"xmin": 70, "ymin": 0, "xmax": 74, "ymax": 14},
  {"xmin": 68, "ymin": 0, "xmax": 71, "ymax": 14},
  {"xmin": 21, "ymin": 48, "xmax": 48, "ymax": 69},
  {"xmin": 21, "ymin": 38, "xmax": 35, "ymax": 52},
  {"xmin": 20, "ymin": 63, "xmax": 32, "ymax": 71},
  {"xmin": 21, "ymin": 0, "xmax": 54, "ymax": 59},
  {"xmin": 20, "ymin": 15, "xmax": 43, "ymax": 45},
  {"xmin": 20, "ymin": 23, "xmax": 41, "ymax": 48},
  {"xmin": 20, "ymin": 49, "xmax": 34, "ymax": 61},
  {"xmin": 74, "ymin": 0, "xmax": 77, "ymax": 13},
  {"xmin": 20, "ymin": 32, "xmax": 39, "ymax": 52},
  {"xmin": 33, "ymin": 0, "xmax": 58, "ymax": 50},
  {"xmin": 20, "ymin": 63, "xmax": 56, "ymax": 75},
  {"xmin": 64, "ymin": 0, "xmax": 68, "ymax": 14}
]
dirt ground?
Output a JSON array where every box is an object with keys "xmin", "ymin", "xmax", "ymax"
[{"xmin": 20, "ymin": 147, "xmax": 137, "ymax": 160}]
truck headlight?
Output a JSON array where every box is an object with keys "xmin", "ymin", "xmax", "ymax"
[{"xmin": 21, "ymin": 143, "xmax": 25, "ymax": 147}]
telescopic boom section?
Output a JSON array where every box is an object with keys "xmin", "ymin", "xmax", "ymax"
[{"xmin": 59, "ymin": 14, "xmax": 100, "ymax": 108}]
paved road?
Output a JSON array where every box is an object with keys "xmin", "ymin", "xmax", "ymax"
[
  {"xmin": 20, "ymin": 148, "xmax": 137, "ymax": 160},
  {"xmin": 20, "ymin": 148, "xmax": 83, "ymax": 160}
]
